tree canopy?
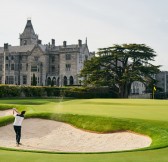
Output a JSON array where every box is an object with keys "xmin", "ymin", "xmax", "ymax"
[
  {"xmin": 80, "ymin": 44, "xmax": 160, "ymax": 98},
  {"xmin": 31, "ymin": 73, "xmax": 37, "ymax": 86}
]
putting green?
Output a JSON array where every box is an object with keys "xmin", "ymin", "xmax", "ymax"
[{"xmin": 0, "ymin": 98, "xmax": 168, "ymax": 162}]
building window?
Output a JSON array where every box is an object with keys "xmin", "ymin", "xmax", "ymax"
[
  {"xmin": 31, "ymin": 75, "xmax": 37, "ymax": 85},
  {"xmin": 6, "ymin": 64, "xmax": 9, "ymax": 70},
  {"xmin": 85, "ymin": 55, "xmax": 88, "ymax": 60},
  {"xmin": 79, "ymin": 55, "xmax": 82, "ymax": 63},
  {"xmin": 23, "ymin": 40, "xmax": 27, "ymax": 45},
  {"xmin": 31, "ymin": 66, "xmax": 37, "ymax": 72},
  {"xmin": 64, "ymin": 76, "xmax": 67, "ymax": 86},
  {"xmin": 66, "ymin": 54, "xmax": 71, "ymax": 60},
  {"xmin": 70, "ymin": 76, "xmax": 74, "ymax": 85},
  {"xmin": 6, "ymin": 56, "xmax": 9, "ymax": 60},
  {"xmin": 15, "ymin": 64, "xmax": 18, "ymax": 71},
  {"xmin": 11, "ymin": 64, "xmax": 14, "ymax": 70},
  {"xmin": 23, "ymin": 75, "xmax": 27, "ymax": 84},
  {"xmin": 65, "ymin": 64, "xmax": 71, "ymax": 71},
  {"xmin": 9, "ymin": 76, "xmax": 14, "ymax": 84},
  {"xmin": 34, "ymin": 56, "xmax": 38, "ymax": 61},
  {"xmin": 51, "ymin": 56, "xmax": 55, "ymax": 63},
  {"xmin": 26, "ymin": 63, "xmax": 28, "ymax": 71},
  {"xmin": 20, "ymin": 64, "xmax": 22, "ymax": 70},
  {"xmin": 51, "ymin": 66, "xmax": 55, "ymax": 72},
  {"xmin": 11, "ymin": 56, "xmax": 14, "ymax": 60},
  {"xmin": 24, "ymin": 56, "xmax": 28, "ymax": 61},
  {"xmin": 0, "ymin": 65, "xmax": 2, "ymax": 71},
  {"xmin": 52, "ymin": 77, "xmax": 56, "ymax": 85},
  {"xmin": 5, "ymin": 76, "xmax": 8, "ymax": 84},
  {"xmin": 47, "ymin": 77, "xmax": 51, "ymax": 86},
  {"xmin": 19, "ymin": 56, "xmax": 22, "ymax": 61}
]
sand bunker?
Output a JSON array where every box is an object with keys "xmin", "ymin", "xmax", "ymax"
[
  {"xmin": 0, "ymin": 118, "xmax": 151, "ymax": 152},
  {"xmin": 0, "ymin": 110, "xmax": 12, "ymax": 117}
]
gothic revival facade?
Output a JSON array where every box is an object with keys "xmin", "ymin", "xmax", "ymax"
[{"xmin": 0, "ymin": 20, "xmax": 94, "ymax": 86}]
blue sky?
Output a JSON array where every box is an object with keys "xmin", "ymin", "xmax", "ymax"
[{"xmin": 0, "ymin": 0, "xmax": 168, "ymax": 70}]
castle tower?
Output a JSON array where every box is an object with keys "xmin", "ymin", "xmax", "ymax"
[{"xmin": 19, "ymin": 19, "xmax": 38, "ymax": 46}]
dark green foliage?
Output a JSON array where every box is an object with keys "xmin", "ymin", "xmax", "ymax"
[
  {"xmin": 22, "ymin": 86, "xmax": 46, "ymax": 97},
  {"xmin": 0, "ymin": 85, "xmax": 21, "ymax": 97},
  {"xmin": 63, "ymin": 87, "xmax": 118, "ymax": 98},
  {"xmin": 31, "ymin": 73, "xmax": 37, "ymax": 86},
  {"xmin": 80, "ymin": 44, "xmax": 160, "ymax": 98},
  {"xmin": 0, "ymin": 85, "xmax": 118, "ymax": 98}
]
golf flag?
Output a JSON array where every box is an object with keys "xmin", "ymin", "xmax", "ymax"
[{"xmin": 152, "ymin": 85, "xmax": 156, "ymax": 99}]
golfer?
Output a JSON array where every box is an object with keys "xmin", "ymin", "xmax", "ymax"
[{"xmin": 13, "ymin": 108, "xmax": 26, "ymax": 146}]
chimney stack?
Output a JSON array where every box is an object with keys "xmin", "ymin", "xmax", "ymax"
[
  {"xmin": 78, "ymin": 39, "xmax": 82, "ymax": 47},
  {"xmin": 52, "ymin": 39, "xmax": 55, "ymax": 46},
  {"xmin": 4, "ymin": 43, "xmax": 8, "ymax": 51},
  {"xmin": 38, "ymin": 40, "xmax": 42, "ymax": 44},
  {"xmin": 63, "ymin": 41, "xmax": 67, "ymax": 47}
]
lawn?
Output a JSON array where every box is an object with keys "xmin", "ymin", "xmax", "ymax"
[{"xmin": 0, "ymin": 98, "xmax": 168, "ymax": 162}]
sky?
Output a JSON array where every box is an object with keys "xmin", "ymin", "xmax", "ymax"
[{"xmin": 0, "ymin": 0, "xmax": 168, "ymax": 70}]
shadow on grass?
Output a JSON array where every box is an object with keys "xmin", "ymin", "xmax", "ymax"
[{"xmin": 0, "ymin": 98, "xmax": 73, "ymax": 105}]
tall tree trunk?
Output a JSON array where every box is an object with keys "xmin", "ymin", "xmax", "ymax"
[
  {"xmin": 124, "ymin": 83, "xmax": 128, "ymax": 98},
  {"xmin": 119, "ymin": 84, "xmax": 125, "ymax": 98}
]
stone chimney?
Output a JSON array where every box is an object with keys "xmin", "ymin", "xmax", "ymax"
[
  {"xmin": 63, "ymin": 41, "xmax": 67, "ymax": 47},
  {"xmin": 52, "ymin": 39, "xmax": 55, "ymax": 46},
  {"xmin": 38, "ymin": 40, "xmax": 42, "ymax": 44},
  {"xmin": 4, "ymin": 43, "xmax": 8, "ymax": 51},
  {"xmin": 78, "ymin": 39, "xmax": 82, "ymax": 47}
]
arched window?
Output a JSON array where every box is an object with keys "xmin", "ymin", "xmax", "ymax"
[
  {"xmin": 47, "ymin": 77, "xmax": 51, "ymax": 86},
  {"xmin": 51, "ymin": 77, "xmax": 56, "ymax": 86},
  {"xmin": 57, "ymin": 77, "xmax": 60, "ymax": 86},
  {"xmin": 69, "ymin": 76, "xmax": 74, "ymax": 85},
  {"xmin": 63, "ymin": 76, "xmax": 67, "ymax": 86}
]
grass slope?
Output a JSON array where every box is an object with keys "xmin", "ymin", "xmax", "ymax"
[{"xmin": 1, "ymin": 148, "xmax": 168, "ymax": 162}]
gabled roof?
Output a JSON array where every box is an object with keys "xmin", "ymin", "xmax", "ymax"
[
  {"xmin": 38, "ymin": 44, "xmax": 46, "ymax": 52},
  {"xmin": 0, "ymin": 45, "xmax": 35, "ymax": 54}
]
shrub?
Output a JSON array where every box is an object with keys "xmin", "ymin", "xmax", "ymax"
[{"xmin": 0, "ymin": 85, "xmax": 118, "ymax": 98}]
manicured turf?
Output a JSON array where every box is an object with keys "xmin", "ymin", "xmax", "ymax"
[{"xmin": 0, "ymin": 98, "xmax": 168, "ymax": 162}]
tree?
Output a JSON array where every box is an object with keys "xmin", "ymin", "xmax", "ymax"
[
  {"xmin": 80, "ymin": 44, "xmax": 160, "ymax": 98},
  {"xmin": 31, "ymin": 73, "xmax": 37, "ymax": 86}
]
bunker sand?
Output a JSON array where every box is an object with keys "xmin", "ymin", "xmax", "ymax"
[
  {"xmin": 0, "ymin": 110, "xmax": 12, "ymax": 117},
  {"xmin": 0, "ymin": 118, "xmax": 152, "ymax": 152}
]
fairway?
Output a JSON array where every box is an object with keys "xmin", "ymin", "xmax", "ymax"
[{"xmin": 0, "ymin": 98, "xmax": 168, "ymax": 162}]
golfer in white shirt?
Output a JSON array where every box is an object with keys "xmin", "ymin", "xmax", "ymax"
[{"xmin": 13, "ymin": 108, "xmax": 26, "ymax": 146}]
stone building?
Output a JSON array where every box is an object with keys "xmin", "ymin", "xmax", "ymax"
[
  {"xmin": 130, "ymin": 81, "xmax": 146, "ymax": 95},
  {"xmin": 156, "ymin": 71, "xmax": 168, "ymax": 92},
  {"xmin": 0, "ymin": 19, "xmax": 94, "ymax": 86}
]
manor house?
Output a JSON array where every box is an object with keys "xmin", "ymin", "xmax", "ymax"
[{"xmin": 0, "ymin": 19, "xmax": 94, "ymax": 86}]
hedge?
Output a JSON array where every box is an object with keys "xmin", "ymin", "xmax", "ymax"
[{"xmin": 0, "ymin": 85, "xmax": 118, "ymax": 98}]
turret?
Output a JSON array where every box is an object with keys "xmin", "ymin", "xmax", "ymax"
[{"xmin": 19, "ymin": 19, "xmax": 38, "ymax": 46}]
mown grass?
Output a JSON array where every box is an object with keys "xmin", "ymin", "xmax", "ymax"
[
  {"xmin": 0, "ymin": 99, "xmax": 168, "ymax": 162},
  {"xmin": 1, "ymin": 147, "xmax": 168, "ymax": 162}
]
